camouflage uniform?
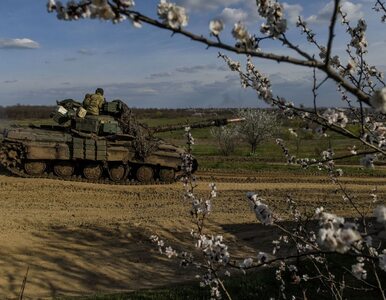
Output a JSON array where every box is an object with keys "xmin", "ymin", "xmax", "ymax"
[{"xmin": 83, "ymin": 91, "xmax": 105, "ymax": 116}]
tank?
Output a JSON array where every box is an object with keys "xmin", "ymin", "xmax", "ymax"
[{"xmin": 0, "ymin": 99, "xmax": 241, "ymax": 184}]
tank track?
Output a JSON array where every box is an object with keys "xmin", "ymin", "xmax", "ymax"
[{"xmin": 0, "ymin": 142, "xmax": 178, "ymax": 186}]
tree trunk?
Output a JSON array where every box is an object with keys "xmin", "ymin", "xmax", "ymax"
[{"xmin": 251, "ymin": 143, "xmax": 257, "ymax": 154}]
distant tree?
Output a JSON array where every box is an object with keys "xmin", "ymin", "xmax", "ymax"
[
  {"xmin": 237, "ymin": 109, "xmax": 279, "ymax": 154},
  {"xmin": 210, "ymin": 125, "xmax": 239, "ymax": 156}
]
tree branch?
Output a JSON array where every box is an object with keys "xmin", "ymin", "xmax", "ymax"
[{"xmin": 325, "ymin": 0, "xmax": 341, "ymax": 66}]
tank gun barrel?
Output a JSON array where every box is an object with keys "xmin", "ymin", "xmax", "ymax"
[{"xmin": 151, "ymin": 117, "xmax": 245, "ymax": 134}]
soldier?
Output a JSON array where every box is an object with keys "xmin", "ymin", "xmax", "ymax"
[{"xmin": 83, "ymin": 88, "xmax": 105, "ymax": 116}]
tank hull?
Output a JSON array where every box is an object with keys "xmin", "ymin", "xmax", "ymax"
[{"xmin": 0, "ymin": 126, "xmax": 196, "ymax": 184}]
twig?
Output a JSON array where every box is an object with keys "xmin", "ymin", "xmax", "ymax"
[
  {"xmin": 18, "ymin": 266, "xmax": 29, "ymax": 300},
  {"xmin": 325, "ymin": 0, "xmax": 341, "ymax": 66},
  {"xmin": 371, "ymin": 260, "xmax": 386, "ymax": 300}
]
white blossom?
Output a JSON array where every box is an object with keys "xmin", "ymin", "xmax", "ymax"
[
  {"xmin": 257, "ymin": 0, "xmax": 287, "ymax": 37},
  {"xmin": 209, "ymin": 183, "xmax": 217, "ymax": 198},
  {"xmin": 247, "ymin": 193, "xmax": 273, "ymax": 225},
  {"xmin": 317, "ymin": 211, "xmax": 361, "ymax": 253},
  {"xmin": 47, "ymin": 0, "xmax": 138, "ymax": 22},
  {"xmin": 345, "ymin": 58, "xmax": 358, "ymax": 75},
  {"xmin": 157, "ymin": 0, "xmax": 188, "ymax": 29},
  {"xmin": 366, "ymin": 122, "xmax": 386, "ymax": 148},
  {"xmin": 368, "ymin": 65, "xmax": 380, "ymax": 76},
  {"xmin": 246, "ymin": 56, "xmax": 273, "ymax": 102},
  {"xmin": 322, "ymin": 149, "xmax": 334, "ymax": 160},
  {"xmin": 370, "ymin": 88, "xmax": 386, "ymax": 113},
  {"xmin": 322, "ymin": 109, "xmax": 348, "ymax": 128},
  {"xmin": 118, "ymin": 0, "xmax": 135, "ymax": 7},
  {"xmin": 302, "ymin": 274, "xmax": 309, "ymax": 281},
  {"xmin": 349, "ymin": 18, "xmax": 368, "ymax": 55},
  {"xmin": 288, "ymin": 265, "xmax": 297, "ymax": 272},
  {"xmin": 47, "ymin": 0, "xmax": 56, "ymax": 12},
  {"xmin": 330, "ymin": 55, "xmax": 341, "ymax": 67},
  {"xmin": 379, "ymin": 250, "xmax": 386, "ymax": 271},
  {"xmin": 232, "ymin": 22, "xmax": 250, "ymax": 44},
  {"xmin": 348, "ymin": 145, "xmax": 357, "ymax": 155},
  {"xmin": 374, "ymin": 205, "xmax": 386, "ymax": 223},
  {"xmin": 223, "ymin": 56, "xmax": 241, "ymax": 71},
  {"xmin": 209, "ymin": 19, "xmax": 224, "ymax": 36},
  {"xmin": 184, "ymin": 126, "xmax": 195, "ymax": 145},
  {"xmin": 210, "ymin": 285, "xmax": 221, "ymax": 299},
  {"xmin": 315, "ymin": 206, "xmax": 324, "ymax": 215},
  {"xmin": 165, "ymin": 246, "xmax": 177, "ymax": 258},
  {"xmin": 196, "ymin": 235, "xmax": 230, "ymax": 265},
  {"xmin": 319, "ymin": 46, "xmax": 327, "ymax": 60},
  {"xmin": 352, "ymin": 263, "xmax": 367, "ymax": 280},
  {"xmin": 288, "ymin": 128, "xmax": 298, "ymax": 137},
  {"xmin": 239, "ymin": 257, "xmax": 254, "ymax": 268},
  {"xmin": 360, "ymin": 154, "xmax": 375, "ymax": 169},
  {"xmin": 181, "ymin": 152, "xmax": 195, "ymax": 174},
  {"xmin": 370, "ymin": 192, "xmax": 378, "ymax": 203}
]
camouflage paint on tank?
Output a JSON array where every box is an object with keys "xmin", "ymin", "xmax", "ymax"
[{"xmin": 0, "ymin": 98, "xmax": 240, "ymax": 183}]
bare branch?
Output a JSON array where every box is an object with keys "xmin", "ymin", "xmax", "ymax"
[{"xmin": 325, "ymin": 0, "xmax": 341, "ymax": 66}]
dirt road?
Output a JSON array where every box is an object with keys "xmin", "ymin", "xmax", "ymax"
[{"xmin": 0, "ymin": 169, "xmax": 384, "ymax": 299}]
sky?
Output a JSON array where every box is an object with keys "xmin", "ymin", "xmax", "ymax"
[{"xmin": 0, "ymin": 0, "xmax": 385, "ymax": 108}]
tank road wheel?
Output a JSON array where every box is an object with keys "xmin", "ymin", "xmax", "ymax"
[
  {"xmin": 159, "ymin": 168, "xmax": 175, "ymax": 182},
  {"xmin": 24, "ymin": 161, "xmax": 46, "ymax": 175},
  {"xmin": 109, "ymin": 164, "xmax": 126, "ymax": 182},
  {"xmin": 54, "ymin": 161, "xmax": 75, "ymax": 178},
  {"xmin": 136, "ymin": 166, "xmax": 154, "ymax": 183},
  {"xmin": 83, "ymin": 163, "xmax": 103, "ymax": 180}
]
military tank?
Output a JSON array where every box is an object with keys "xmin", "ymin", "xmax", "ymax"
[{"xmin": 0, "ymin": 99, "xmax": 240, "ymax": 184}]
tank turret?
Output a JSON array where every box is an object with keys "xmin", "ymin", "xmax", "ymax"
[{"xmin": 0, "ymin": 98, "xmax": 242, "ymax": 184}]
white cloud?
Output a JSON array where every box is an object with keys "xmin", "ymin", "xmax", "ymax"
[
  {"xmin": 176, "ymin": 0, "xmax": 242, "ymax": 12},
  {"xmin": 0, "ymin": 38, "xmax": 40, "ymax": 49},
  {"xmin": 131, "ymin": 87, "xmax": 158, "ymax": 94},
  {"xmin": 306, "ymin": 1, "xmax": 335, "ymax": 24},
  {"xmin": 306, "ymin": 0, "xmax": 363, "ymax": 24},
  {"xmin": 176, "ymin": 1, "xmax": 260, "ymax": 25},
  {"xmin": 220, "ymin": 7, "xmax": 248, "ymax": 24},
  {"xmin": 283, "ymin": 2, "xmax": 303, "ymax": 24},
  {"xmin": 341, "ymin": 1, "xmax": 364, "ymax": 21}
]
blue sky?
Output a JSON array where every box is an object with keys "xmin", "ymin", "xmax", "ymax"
[{"xmin": 0, "ymin": 0, "xmax": 384, "ymax": 108}]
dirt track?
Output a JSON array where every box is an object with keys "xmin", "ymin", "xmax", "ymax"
[{"xmin": 0, "ymin": 169, "xmax": 385, "ymax": 299}]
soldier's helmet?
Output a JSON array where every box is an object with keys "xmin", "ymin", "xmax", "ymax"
[{"xmin": 96, "ymin": 88, "xmax": 104, "ymax": 95}]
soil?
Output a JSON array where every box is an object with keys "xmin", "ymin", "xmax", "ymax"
[{"xmin": 0, "ymin": 169, "xmax": 385, "ymax": 299}]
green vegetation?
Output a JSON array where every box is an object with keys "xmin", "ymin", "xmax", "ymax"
[{"xmin": 140, "ymin": 113, "xmax": 385, "ymax": 176}]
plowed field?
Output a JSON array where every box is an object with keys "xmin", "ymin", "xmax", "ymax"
[{"xmin": 0, "ymin": 169, "xmax": 385, "ymax": 299}]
